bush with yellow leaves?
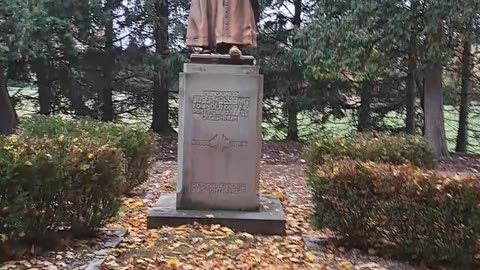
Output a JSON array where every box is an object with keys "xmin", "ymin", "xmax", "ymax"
[
  {"xmin": 0, "ymin": 124, "xmax": 128, "ymax": 260},
  {"xmin": 305, "ymin": 133, "xmax": 437, "ymax": 172},
  {"xmin": 309, "ymin": 158, "xmax": 480, "ymax": 266},
  {"xmin": 20, "ymin": 116, "xmax": 155, "ymax": 192}
]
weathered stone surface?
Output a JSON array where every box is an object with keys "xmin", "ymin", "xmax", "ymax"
[
  {"xmin": 183, "ymin": 62, "xmax": 258, "ymax": 75},
  {"xmin": 176, "ymin": 63, "xmax": 263, "ymax": 210},
  {"xmin": 147, "ymin": 194, "xmax": 286, "ymax": 235},
  {"xmin": 190, "ymin": 54, "xmax": 255, "ymax": 65}
]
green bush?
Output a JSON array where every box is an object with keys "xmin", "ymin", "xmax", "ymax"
[
  {"xmin": 1, "ymin": 116, "xmax": 155, "ymax": 259},
  {"xmin": 305, "ymin": 133, "xmax": 437, "ymax": 171},
  {"xmin": 309, "ymin": 160, "xmax": 480, "ymax": 266},
  {"xmin": 0, "ymin": 134, "xmax": 125, "ymax": 254},
  {"xmin": 20, "ymin": 116, "xmax": 155, "ymax": 191}
]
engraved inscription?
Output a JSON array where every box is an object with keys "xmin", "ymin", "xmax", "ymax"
[
  {"xmin": 193, "ymin": 91, "xmax": 250, "ymax": 122},
  {"xmin": 191, "ymin": 183, "xmax": 247, "ymax": 194},
  {"xmin": 192, "ymin": 134, "xmax": 248, "ymax": 151}
]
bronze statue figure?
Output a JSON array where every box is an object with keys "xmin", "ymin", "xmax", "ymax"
[{"xmin": 186, "ymin": 0, "xmax": 260, "ymax": 58}]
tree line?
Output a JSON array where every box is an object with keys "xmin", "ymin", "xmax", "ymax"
[{"xmin": 1, "ymin": 0, "xmax": 479, "ymax": 159}]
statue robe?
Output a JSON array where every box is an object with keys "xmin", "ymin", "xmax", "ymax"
[{"xmin": 186, "ymin": 0, "xmax": 259, "ymax": 49}]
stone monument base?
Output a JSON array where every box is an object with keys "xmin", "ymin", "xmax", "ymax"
[
  {"xmin": 190, "ymin": 54, "xmax": 255, "ymax": 65},
  {"xmin": 147, "ymin": 194, "xmax": 286, "ymax": 235}
]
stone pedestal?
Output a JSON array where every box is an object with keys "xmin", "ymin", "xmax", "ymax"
[
  {"xmin": 148, "ymin": 57, "xmax": 286, "ymax": 235},
  {"xmin": 147, "ymin": 195, "xmax": 286, "ymax": 235},
  {"xmin": 177, "ymin": 63, "xmax": 263, "ymax": 211}
]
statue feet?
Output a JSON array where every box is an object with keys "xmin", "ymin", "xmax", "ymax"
[
  {"xmin": 229, "ymin": 45, "xmax": 242, "ymax": 59},
  {"xmin": 189, "ymin": 47, "xmax": 213, "ymax": 54}
]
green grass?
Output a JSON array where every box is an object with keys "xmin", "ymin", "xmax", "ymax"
[{"xmin": 9, "ymin": 86, "xmax": 480, "ymax": 153}]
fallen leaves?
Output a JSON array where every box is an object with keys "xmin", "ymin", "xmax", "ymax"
[
  {"xmin": 122, "ymin": 198, "xmax": 145, "ymax": 208},
  {"xmin": 104, "ymin": 220, "xmax": 325, "ymax": 269},
  {"xmin": 305, "ymin": 251, "xmax": 316, "ymax": 262},
  {"xmin": 0, "ymin": 155, "xmax": 413, "ymax": 270},
  {"xmin": 339, "ymin": 261, "xmax": 354, "ymax": 270},
  {"xmin": 167, "ymin": 257, "xmax": 180, "ymax": 268},
  {"xmin": 93, "ymin": 164, "xmax": 328, "ymax": 270}
]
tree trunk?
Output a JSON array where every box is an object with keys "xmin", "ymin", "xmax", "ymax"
[
  {"xmin": 455, "ymin": 38, "xmax": 472, "ymax": 153},
  {"xmin": 405, "ymin": 45, "xmax": 417, "ymax": 134},
  {"xmin": 285, "ymin": 0, "xmax": 302, "ymax": 141},
  {"xmin": 58, "ymin": 66, "xmax": 97, "ymax": 118},
  {"xmin": 424, "ymin": 64, "xmax": 449, "ymax": 158},
  {"xmin": 416, "ymin": 74, "xmax": 425, "ymax": 135},
  {"xmin": 151, "ymin": 0, "xmax": 174, "ymax": 134},
  {"xmin": 101, "ymin": 0, "xmax": 115, "ymax": 121},
  {"xmin": 423, "ymin": 22, "xmax": 449, "ymax": 159},
  {"xmin": 285, "ymin": 87, "xmax": 299, "ymax": 140},
  {"xmin": 32, "ymin": 59, "xmax": 53, "ymax": 115},
  {"xmin": 358, "ymin": 82, "xmax": 373, "ymax": 132},
  {"xmin": 0, "ymin": 64, "xmax": 17, "ymax": 135}
]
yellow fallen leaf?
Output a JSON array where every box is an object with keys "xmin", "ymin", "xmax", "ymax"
[
  {"xmin": 145, "ymin": 240, "xmax": 155, "ymax": 249},
  {"xmin": 339, "ymin": 261, "xmax": 353, "ymax": 270},
  {"xmin": 234, "ymin": 239, "xmax": 244, "ymax": 245},
  {"xmin": 167, "ymin": 257, "xmax": 180, "ymax": 268},
  {"xmin": 274, "ymin": 191, "xmax": 287, "ymax": 201},
  {"xmin": 18, "ymin": 231, "xmax": 26, "ymax": 238},
  {"xmin": 305, "ymin": 252, "xmax": 316, "ymax": 262},
  {"xmin": 220, "ymin": 227, "xmax": 234, "ymax": 235}
]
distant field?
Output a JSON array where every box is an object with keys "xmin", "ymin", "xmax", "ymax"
[{"xmin": 9, "ymin": 86, "xmax": 480, "ymax": 153}]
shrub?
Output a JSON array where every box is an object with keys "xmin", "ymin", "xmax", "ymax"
[
  {"xmin": 1, "ymin": 116, "xmax": 154, "ymax": 260},
  {"xmin": 309, "ymin": 160, "xmax": 480, "ymax": 266},
  {"xmin": 0, "ymin": 134, "xmax": 125, "ymax": 255},
  {"xmin": 78, "ymin": 121, "xmax": 155, "ymax": 191},
  {"xmin": 20, "ymin": 116, "xmax": 155, "ymax": 192},
  {"xmin": 305, "ymin": 133, "xmax": 437, "ymax": 171}
]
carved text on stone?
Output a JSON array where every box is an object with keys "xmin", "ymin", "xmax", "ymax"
[
  {"xmin": 192, "ymin": 91, "xmax": 250, "ymax": 122},
  {"xmin": 192, "ymin": 134, "xmax": 248, "ymax": 151},
  {"xmin": 191, "ymin": 183, "xmax": 247, "ymax": 194}
]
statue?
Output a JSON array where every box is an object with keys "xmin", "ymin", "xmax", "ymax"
[{"xmin": 186, "ymin": 0, "xmax": 260, "ymax": 59}]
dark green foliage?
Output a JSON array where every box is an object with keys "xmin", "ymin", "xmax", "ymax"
[
  {"xmin": 309, "ymin": 159, "xmax": 480, "ymax": 266},
  {"xmin": 0, "ymin": 133, "xmax": 125, "ymax": 254},
  {"xmin": 305, "ymin": 133, "xmax": 437, "ymax": 171},
  {"xmin": 20, "ymin": 116, "xmax": 155, "ymax": 192}
]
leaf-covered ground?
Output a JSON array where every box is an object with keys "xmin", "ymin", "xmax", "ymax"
[{"xmin": 2, "ymin": 140, "xmax": 477, "ymax": 270}]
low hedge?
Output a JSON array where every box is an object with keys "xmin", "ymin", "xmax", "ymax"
[
  {"xmin": 305, "ymin": 133, "xmax": 437, "ymax": 171},
  {"xmin": 0, "ymin": 134, "xmax": 125, "ymax": 259},
  {"xmin": 309, "ymin": 159, "xmax": 480, "ymax": 266},
  {"xmin": 0, "ymin": 117, "xmax": 155, "ymax": 260},
  {"xmin": 20, "ymin": 116, "xmax": 155, "ymax": 192}
]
